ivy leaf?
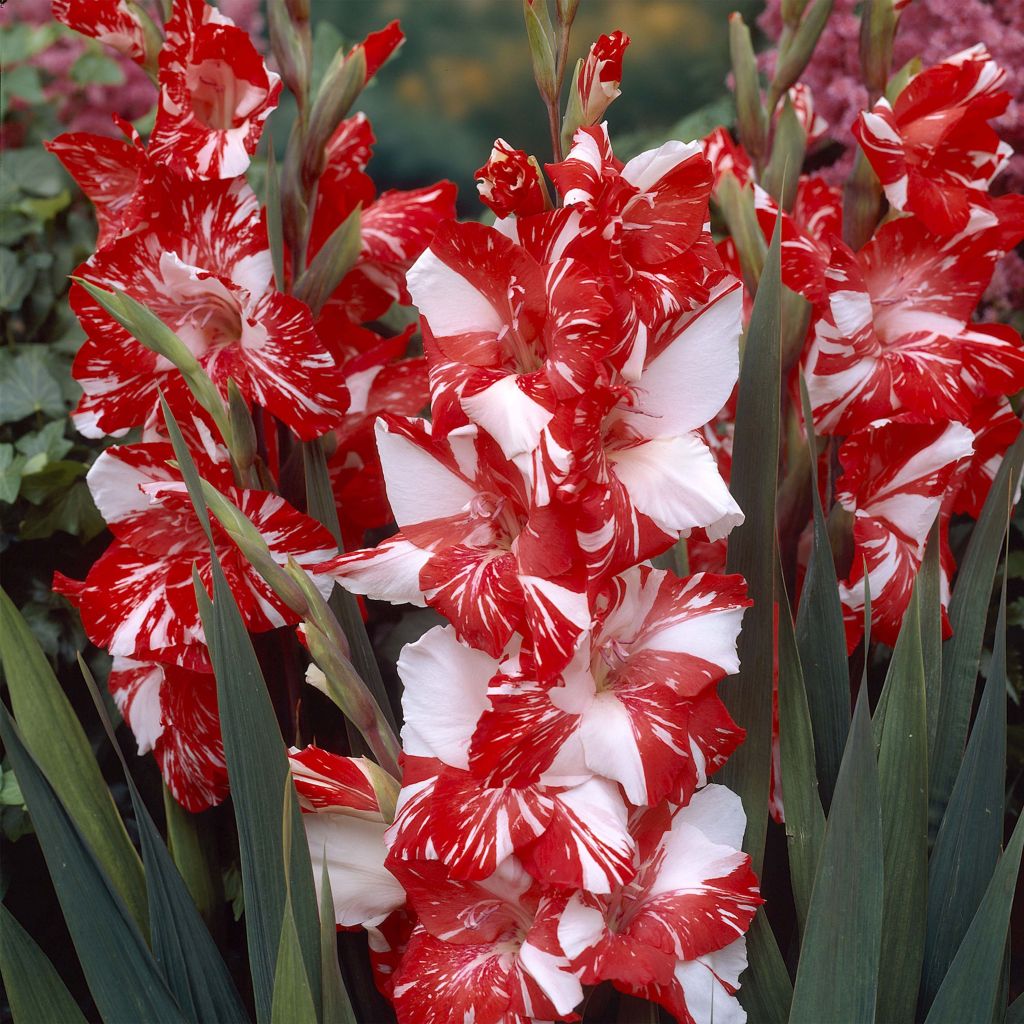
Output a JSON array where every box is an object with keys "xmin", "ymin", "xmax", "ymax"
[
  {"xmin": 19, "ymin": 478, "xmax": 104, "ymax": 540},
  {"xmin": 0, "ymin": 149, "xmax": 65, "ymax": 199},
  {"xmin": 18, "ymin": 459, "xmax": 88, "ymax": 505},
  {"xmin": 0, "ymin": 248, "xmax": 34, "ymax": 310},
  {"xmin": 0, "ymin": 349, "xmax": 67, "ymax": 422},
  {"xmin": 15, "ymin": 420, "xmax": 73, "ymax": 462},
  {"xmin": 0, "ymin": 66, "xmax": 45, "ymax": 118},
  {"xmin": 0, "ymin": 444, "xmax": 27, "ymax": 504}
]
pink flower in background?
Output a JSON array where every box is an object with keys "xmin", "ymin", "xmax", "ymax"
[{"xmin": 757, "ymin": 0, "xmax": 1024, "ymax": 194}]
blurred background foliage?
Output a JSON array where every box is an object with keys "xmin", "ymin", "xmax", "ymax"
[{"xmin": 302, "ymin": 0, "xmax": 761, "ymax": 208}]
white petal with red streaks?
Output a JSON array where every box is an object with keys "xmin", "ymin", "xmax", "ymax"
[
  {"xmin": 375, "ymin": 417, "xmax": 478, "ymax": 527},
  {"xmin": 622, "ymin": 280, "xmax": 742, "ymax": 438},
  {"xmin": 461, "ymin": 374, "xmax": 555, "ymax": 460},
  {"xmin": 304, "ymin": 813, "xmax": 406, "ymax": 927},
  {"xmin": 318, "ymin": 535, "xmax": 430, "ymax": 607},
  {"xmin": 398, "ymin": 625, "xmax": 498, "ymax": 769},
  {"xmin": 109, "ymin": 657, "xmax": 164, "ymax": 754},
  {"xmin": 610, "ymin": 433, "xmax": 743, "ymax": 539}
]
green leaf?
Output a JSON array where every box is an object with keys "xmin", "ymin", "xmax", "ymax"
[
  {"xmin": 0, "ymin": 349, "xmax": 66, "ymax": 422},
  {"xmin": 930, "ymin": 430, "xmax": 1024, "ymax": 836},
  {"xmin": 920, "ymin": 562, "xmax": 1009, "ymax": 1012},
  {"xmin": 738, "ymin": 909, "xmax": 793, "ymax": 1024},
  {"xmin": 0, "ymin": 766, "xmax": 23, "ymax": 805},
  {"xmin": 319, "ymin": 857, "xmax": 357, "ymax": 1024},
  {"xmin": 1, "ymin": 65, "xmax": 45, "ymax": 109},
  {"xmin": 78, "ymin": 656, "xmax": 250, "ymax": 1024},
  {"xmin": 0, "ymin": 148, "xmax": 65, "ymax": 198},
  {"xmin": 789, "ymin": 689, "xmax": 883, "ymax": 1023},
  {"xmin": 19, "ymin": 476, "xmax": 104, "ymax": 540},
  {"xmin": 796, "ymin": 377, "xmax": 851, "ymax": 808},
  {"xmin": 923, "ymin": 806, "xmax": 1024, "ymax": 1024},
  {"xmin": 0, "ymin": 588, "xmax": 148, "ymax": 932},
  {"xmin": 919, "ymin": 520, "xmax": 943, "ymax": 759},
  {"xmin": 271, "ymin": 895, "xmax": 319, "ymax": 1024},
  {"xmin": 15, "ymin": 420, "xmax": 73, "ymax": 461},
  {"xmin": 195, "ymin": 557, "xmax": 324, "ymax": 1023},
  {"xmin": 0, "ymin": 22, "xmax": 62, "ymax": 65},
  {"xmin": 18, "ymin": 458, "xmax": 87, "ymax": 504},
  {"xmin": 717, "ymin": 212, "xmax": 783, "ymax": 875},
  {"xmin": 873, "ymin": 587, "xmax": 928, "ymax": 1024},
  {"xmin": 775, "ymin": 559, "xmax": 825, "ymax": 935},
  {"xmin": 0, "ymin": 247, "xmax": 34, "ymax": 309},
  {"xmin": 0, "ymin": 443, "xmax": 26, "ymax": 503},
  {"xmin": 1008, "ymin": 991, "xmax": 1024, "ymax": 1024},
  {"xmin": 0, "ymin": 706, "xmax": 186, "ymax": 1023},
  {"xmin": 163, "ymin": 785, "xmax": 222, "ymax": 925},
  {"xmin": 0, "ymin": 902, "xmax": 89, "ymax": 1024}
]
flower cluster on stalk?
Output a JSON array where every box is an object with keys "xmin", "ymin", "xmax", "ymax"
[
  {"xmin": 293, "ymin": 33, "xmax": 764, "ymax": 1024},
  {"xmin": 48, "ymin": 0, "xmax": 455, "ymax": 810}
]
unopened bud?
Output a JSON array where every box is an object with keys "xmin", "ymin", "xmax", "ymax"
[
  {"xmin": 858, "ymin": 0, "xmax": 897, "ymax": 99},
  {"xmin": 302, "ymin": 47, "xmax": 368, "ymax": 188},
  {"xmin": 269, "ymin": 0, "xmax": 311, "ymax": 106},
  {"xmin": 781, "ymin": 0, "xmax": 811, "ymax": 24},
  {"xmin": 769, "ymin": 0, "xmax": 833, "ymax": 108},
  {"xmin": 886, "ymin": 56, "xmax": 920, "ymax": 106},
  {"xmin": 842, "ymin": 148, "xmax": 883, "ymax": 251},
  {"xmin": 729, "ymin": 13, "xmax": 767, "ymax": 166},
  {"xmin": 715, "ymin": 172, "xmax": 766, "ymax": 293},
  {"xmin": 292, "ymin": 204, "xmax": 362, "ymax": 316},
  {"xmin": 226, "ymin": 378, "xmax": 257, "ymax": 479},
  {"xmin": 556, "ymin": 0, "xmax": 580, "ymax": 26},
  {"xmin": 762, "ymin": 96, "xmax": 807, "ymax": 211},
  {"xmin": 523, "ymin": 0, "xmax": 558, "ymax": 102}
]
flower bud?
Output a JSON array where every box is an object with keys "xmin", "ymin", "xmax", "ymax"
[
  {"xmin": 269, "ymin": 0, "xmax": 311, "ymax": 107},
  {"xmin": 769, "ymin": 0, "xmax": 833, "ymax": 108},
  {"xmin": 842, "ymin": 148, "xmax": 883, "ymax": 251},
  {"xmin": 729, "ymin": 13, "xmax": 767, "ymax": 165},
  {"xmin": 523, "ymin": 0, "xmax": 558, "ymax": 102},
  {"xmin": 762, "ymin": 95, "xmax": 807, "ymax": 210},
  {"xmin": 576, "ymin": 31, "xmax": 630, "ymax": 126},
  {"xmin": 226, "ymin": 378, "xmax": 257, "ymax": 481},
  {"xmin": 556, "ymin": 0, "xmax": 581, "ymax": 25},
  {"xmin": 302, "ymin": 47, "xmax": 368, "ymax": 189},
  {"xmin": 476, "ymin": 139, "xmax": 550, "ymax": 219},
  {"xmin": 885, "ymin": 56, "xmax": 920, "ymax": 105},
  {"xmin": 714, "ymin": 172, "xmax": 766, "ymax": 293},
  {"xmin": 858, "ymin": 0, "xmax": 898, "ymax": 98},
  {"xmin": 292, "ymin": 204, "xmax": 362, "ymax": 316},
  {"xmin": 781, "ymin": 0, "xmax": 811, "ymax": 24}
]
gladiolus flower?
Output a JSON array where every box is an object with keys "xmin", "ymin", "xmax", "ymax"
[
  {"xmin": 475, "ymin": 139, "xmax": 549, "ymax": 219},
  {"xmin": 149, "ymin": 0, "xmax": 282, "ymax": 180},
  {"xmin": 853, "ymin": 45, "xmax": 1013, "ymax": 235}
]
